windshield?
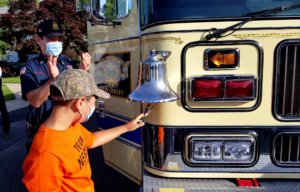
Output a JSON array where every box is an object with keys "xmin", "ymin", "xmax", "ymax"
[{"xmin": 140, "ymin": 0, "xmax": 300, "ymax": 27}]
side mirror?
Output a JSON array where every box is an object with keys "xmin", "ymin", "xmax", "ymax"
[{"xmin": 76, "ymin": 0, "xmax": 132, "ymax": 26}]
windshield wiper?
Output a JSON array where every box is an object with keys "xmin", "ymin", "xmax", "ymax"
[{"xmin": 205, "ymin": 3, "xmax": 300, "ymax": 41}]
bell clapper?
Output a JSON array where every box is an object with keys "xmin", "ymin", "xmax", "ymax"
[{"xmin": 143, "ymin": 103, "xmax": 157, "ymax": 117}]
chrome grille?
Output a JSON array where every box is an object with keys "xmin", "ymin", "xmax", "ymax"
[
  {"xmin": 273, "ymin": 133, "xmax": 300, "ymax": 166},
  {"xmin": 274, "ymin": 40, "xmax": 300, "ymax": 120}
]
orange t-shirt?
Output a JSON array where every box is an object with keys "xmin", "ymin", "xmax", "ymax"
[{"xmin": 23, "ymin": 123, "xmax": 95, "ymax": 192}]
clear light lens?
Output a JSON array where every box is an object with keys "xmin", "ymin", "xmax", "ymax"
[
  {"xmin": 223, "ymin": 142, "xmax": 252, "ymax": 161},
  {"xmin": 192, "ymin": 142, "xmax": 221, "ymax": 160},
  {"xmin": 188, "ymin": 136, "xmax": 256, "ymax": 164}
]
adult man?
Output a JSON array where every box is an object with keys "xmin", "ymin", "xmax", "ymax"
[
  {"xmin": 20, "ymin": 19, "xmax": 91, "ymax": 150},
  {"xmin": 0, "ymin": 66, "xmax": 10, "ymax": 138}
]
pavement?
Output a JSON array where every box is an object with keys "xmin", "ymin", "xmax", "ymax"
[
  {"xmin": 0, "ymin": 83, "xmax": 139, "ymax": 192},
  {"xmin": 0, "ymin": 83, "xmax": 28, "ymax": 192},
  {"xmin": 5, "ymin": 83, "xmax": 28, "ymax": 113}
]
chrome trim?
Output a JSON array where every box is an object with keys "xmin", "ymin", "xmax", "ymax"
[
  {"xmin": 189, "ymin": 75, "xmax": 257, "ymax": 101},
  {"xmin": 204, "ymin": 48, "xmax": 240, "ymax": 70},
  {"xmin": 291, "ymin": 46, "xmax": 297, "ymax": 112}
]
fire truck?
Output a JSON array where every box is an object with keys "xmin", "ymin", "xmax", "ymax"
[{"xmin": 77, "ymin": 0, "xmax": 300, "ymax": 191}]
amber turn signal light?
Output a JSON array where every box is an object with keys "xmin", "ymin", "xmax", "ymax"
[{"xmin": 204, "ymin": 49, "xmax": 239, "ymax": 69}]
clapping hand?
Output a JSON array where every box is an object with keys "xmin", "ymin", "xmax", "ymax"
[
  {"xmin": 47, "ymin": 55, "xmax": 59, "ymax": 80},
  {"xmin": 79, "ymin": 52, "xmax": 92, "ymax": 71}
]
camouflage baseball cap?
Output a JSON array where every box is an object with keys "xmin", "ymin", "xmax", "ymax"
[{"xmin": 50, "ymin": 69, "xmax": 110, "ymax": 101}]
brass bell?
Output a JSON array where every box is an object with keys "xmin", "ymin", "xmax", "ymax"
[{"xmin": 128, "ymin": 50, "xmax": 179, "ymax": 103}]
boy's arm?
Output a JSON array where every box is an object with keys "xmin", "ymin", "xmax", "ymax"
[{"xmin": 90, "ymin": 113, "xmax": 145, "ymax": 148}]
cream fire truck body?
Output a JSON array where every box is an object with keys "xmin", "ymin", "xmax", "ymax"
[{"xmin": 79, "ymin": 0, "xmax": 300, "ymax": 190}]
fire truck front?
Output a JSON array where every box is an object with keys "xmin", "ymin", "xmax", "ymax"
[{"xmin": 138, "ymin": 0, "xmax": 300, "ymax": 191}]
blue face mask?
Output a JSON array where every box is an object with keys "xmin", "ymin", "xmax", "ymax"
[
  {"xmin": 79, "ymin": 100, "xmax": 95, "ymax": 123},
  {"xmin": 45, "ymin": 42, "xmax": 63, "ymax": 57}
]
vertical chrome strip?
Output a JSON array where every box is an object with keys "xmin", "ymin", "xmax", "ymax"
[
  {"xmin": 282, "ymin": 47, "xmax": 289, "ymax": 116},
  {"xmin": 288, "ymin": 136, "xmax": 292, "ymax": 161},
  {"xmin": 297, "ymin": 136, "xmax": 300, "ymax": 161},
  {"xmin": 291, "ymin": 46, "xmax": 297, "ymax": 115},
  {"xmin": 280, "ymin": 136, "xmax": 283, "ymax": 161},
  {"xmin": 274, "ymin": 133, "xmax": 300, "ymax": 165}
]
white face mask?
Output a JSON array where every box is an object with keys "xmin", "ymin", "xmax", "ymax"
[
  {"xmin": 79, "ymin": 100, "xmax": 95, "ymax": 123},
  {"xmin": 45, "ymin": 41, "xmax": 63, "ymax": 57}
]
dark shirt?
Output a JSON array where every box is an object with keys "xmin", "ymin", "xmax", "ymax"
[{"xmin": 20, "ymin": 54, "xmax": 77, "ymax": 125}]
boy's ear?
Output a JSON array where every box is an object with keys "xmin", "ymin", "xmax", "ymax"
[{"xmin": 71, "ymin": 97, "xmax": 85, "ymax": 111}]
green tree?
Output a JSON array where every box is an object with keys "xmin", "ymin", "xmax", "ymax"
[
  {"xmin": 0, "ymin": 0, "xmax": 87, "ymax": 62},
  {"xmin": 0, "ymin": 40, "xmax": 11, "ymax": 60},
  {"xmin": 0, "ymin": 0, "xmax": 9, "ymax": 7},
  {"xmin": 0, "ymin": 0, "xmax": 38, "ymax": 61},
  {"xmin": 103, "ymin": 0, "xmax": 117, "ymax": 21}
]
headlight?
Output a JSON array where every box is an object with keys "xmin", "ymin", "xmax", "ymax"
[
  {"xmin": 223, "ymin": 142, "xmax": 252, "ymax": 161},
  {"xmin": 193, "ymin": 142, "xmax": 222, "ymax": 160},
  {"xmin": 185, "ymin": 134, "xmax": 257, "ymax": 166}
]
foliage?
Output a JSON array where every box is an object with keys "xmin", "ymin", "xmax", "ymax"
[
  {"xmin": 0, "ymin": 40, "xmax": 11, "ymax": 59},
  {"xmin": 0, "ymin": 0, "xmax": 8, "ymax": 7},
  {"xmin": 103, "ymin": 0, "xmax": 117, "ymax": 21},
  {"xmin": 0, "ymin": 0, "xmax": 87, "ymax": 62}
]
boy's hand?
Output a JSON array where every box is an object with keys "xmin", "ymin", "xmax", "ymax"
[
  {"xmin": 91, "ymin": 113, "xmax": 146, "ymax": 148},
  {"xmin": 79, "ymin": 52, "xmax": 92, "ymax": 71},
  {"xmin": 47, "ymin": 55, "xmax": 59, "ymax": 79},
  {"xmin": 126, "ymin": 113, "xmax": 146, "ymax": 132}
]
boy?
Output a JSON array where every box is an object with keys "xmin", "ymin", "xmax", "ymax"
[{"xmin": 22, "ymin": 69, "xmax": 145, "ymax": 192}]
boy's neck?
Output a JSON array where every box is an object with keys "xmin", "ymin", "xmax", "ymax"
[{"xmin": 43, "ymin": 107, "xmax": 76, "ymax": 130}]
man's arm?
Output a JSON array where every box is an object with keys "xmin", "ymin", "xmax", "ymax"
[
  {"xmin": 25, "ymin": 56, "xmax": 59, "ymax": 108},
  {"xmin": 25, "ymin": 80, "xmax": 52, "ymax": 108},
  {"xmin": 90, "ymin": 113, "xmax": 145, "ymax": 148}
]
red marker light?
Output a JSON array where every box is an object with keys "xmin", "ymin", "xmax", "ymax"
[
  {"xmin": 226, "ymin": 80, "xmax": 254, "ymax": 98},
  {"xmin": 192, "ymin": 79, "xmax": 223, "ymax": 99}
]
